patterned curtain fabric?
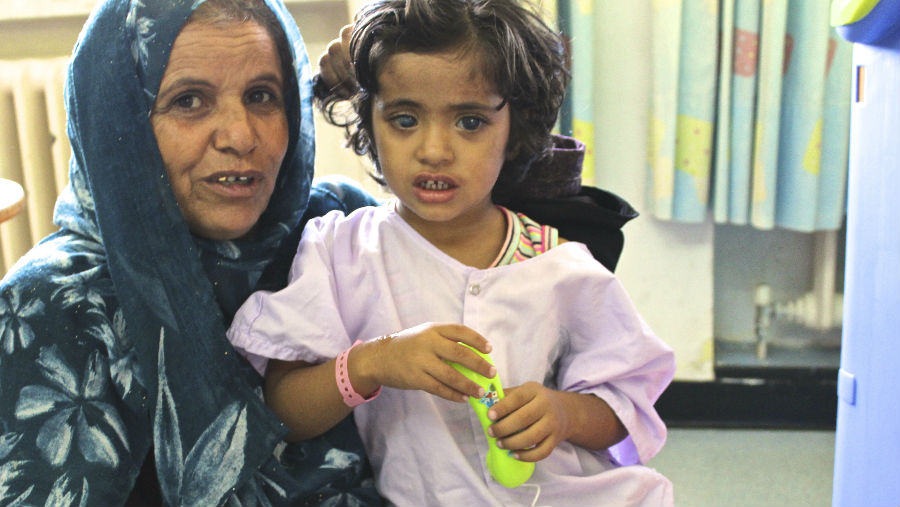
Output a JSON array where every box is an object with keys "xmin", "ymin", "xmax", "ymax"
[
  {"xmin": 648, "ymin": 0, "xmax": 851, "ymax": 231},
  {"xmin": 559, "ymin": 0, "xmax": 596, "ymax": 184}
]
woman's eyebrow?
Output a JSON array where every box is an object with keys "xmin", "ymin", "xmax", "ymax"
[
  {"xmin": 251, "ymin": 72, "xmax": 284, "ymax": 86},
  {"xmin": 156, "ymin": 77, "xmax": 213, "ymax": 100},
  {"xmin": 159, "ymin": 72, "xmax": 283, "ymax": 95}
]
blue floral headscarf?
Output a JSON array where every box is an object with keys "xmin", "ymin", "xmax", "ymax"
[{"xmin": 0, "ymin": 0, "xmax": 379, "ymax": 505}]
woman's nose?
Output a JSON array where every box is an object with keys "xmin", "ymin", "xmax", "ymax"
[
  {"xmin": 415, "ymin": 124, "xmax": 453, "ymax": 166},
  {"xmin": 212, "ymin": 102, "xmax": 257, "ymax": 155}
]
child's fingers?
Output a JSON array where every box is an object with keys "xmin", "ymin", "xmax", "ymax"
[
  {"xmin": 417, "ymin": 372, "xmax": 472, "ymax": 403},
  {"xmin": 507, "ymin": 435, "xmax": 554, "ymax": 462},
  {"xmin": 371, "ymin": 324, "xmax": 486, "ymax": 399},
  {"xmin": 495, "ymin": 415, "xmax": 549, "ymax": 452},
  {"xmin": 435, "ymin": 324, "xmax": 495, "ymax": 380},
  {"xmin": 489, "ymin": 383, "xmax": 570, "ymax": 462},
  {"xmin": 430, "ymin": 361, "xmax": 486, "ymax": 400},
  {"xmin": 443, "ymin": 343, "xmax": 495, "ymax": 381},
  {"xmin": 486, "ymin": 384, "xmax": 530, "ymax": 423},
  {"xmin": 441, "ymin": 323, "xmax": 492, "ymax": 354},
  {"xmin": 489, "ymin": 400, "xmax": 555, "ymax": 461},
  {"xmin": 488, "ymin": 405, "xmax": 532, "ymax": 440}
]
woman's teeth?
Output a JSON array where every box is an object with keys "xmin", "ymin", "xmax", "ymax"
[
  {"xmin": 216, "ymin": 175, "xmax": 253, "ymax": 185},
  {"xmin": 421, "ymin": 180, "xmax": 450, "ymax": 190}
]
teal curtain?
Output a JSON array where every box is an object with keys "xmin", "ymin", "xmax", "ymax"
[
  {"xmin": 559, "ymin": 0, "xmax": 596, "ymax": 183},
  {"xmin": 648, "ymin": 0, "xmax": 852, "ymax": 231}
]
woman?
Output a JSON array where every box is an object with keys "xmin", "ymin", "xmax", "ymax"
[{"xmin": 0, "ymin": 0, "xmax": 379, "ymax": 505}]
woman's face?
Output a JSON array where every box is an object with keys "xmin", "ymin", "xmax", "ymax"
[{"xmin": 151, "ymin": 19, "xmax": 288, "ymax": 241}]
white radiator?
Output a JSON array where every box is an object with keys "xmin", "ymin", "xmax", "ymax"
[{"xmin": 0, "ymin": 58, "xmax": 70, "ymax": 274}]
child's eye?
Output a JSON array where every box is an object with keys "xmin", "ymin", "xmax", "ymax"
[
  {"xmin": 457, "ymin": 116, "xmax": 486, "ymax": 132},
  {"xmin": 390, "ymin": 114, "xmax": 418, "ymax": 129}
]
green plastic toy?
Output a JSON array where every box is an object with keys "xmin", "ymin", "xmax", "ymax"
[{"xmin": 448, "ymin": 343, "xmax": 535, "ymax": 488}]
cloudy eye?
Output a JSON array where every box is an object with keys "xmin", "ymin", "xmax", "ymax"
[{"xmin": 390, "ymin": 114, "xmax": 417, "ymax": 129}]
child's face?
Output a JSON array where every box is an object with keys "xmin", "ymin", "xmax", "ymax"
[{"xmin": 371, "ymin": 49, "xmax": 510, "ymax": 230}]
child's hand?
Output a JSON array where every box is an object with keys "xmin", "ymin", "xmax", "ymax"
[
  {"xmin": 485, "ymin": 382, "xmax": 572, "ymax": 462},
  {"xmin": 359, "ymin": 322, "xmax": 496, "ymax": 402}
]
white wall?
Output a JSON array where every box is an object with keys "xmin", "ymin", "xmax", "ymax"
[{"xmin": 590, "ymin": 1, "xmax": 715, "ymax": 380}]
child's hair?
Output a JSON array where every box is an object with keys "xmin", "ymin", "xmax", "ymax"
[{"xmin": 316, "ymin": 0, "xmax": 570, "ymax": 202}]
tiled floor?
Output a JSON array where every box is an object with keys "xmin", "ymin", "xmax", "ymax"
[{"xmin": 649, "ymin": 428, "xmax": 835, "ymax": 507}]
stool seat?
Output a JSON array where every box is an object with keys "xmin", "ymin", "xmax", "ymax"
[{"xmin": 0, "ymin": 178, "xmax": 26, "ymax": 224}]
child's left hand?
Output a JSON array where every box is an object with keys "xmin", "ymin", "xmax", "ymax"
[{"xmin": 484, "ymin": 381, "xmax": 572, "ymax": 462}]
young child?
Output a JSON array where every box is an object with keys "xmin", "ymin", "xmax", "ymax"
[{"xmin": 227, "ymin": 1, "xmax": 676, "ymax": 505}]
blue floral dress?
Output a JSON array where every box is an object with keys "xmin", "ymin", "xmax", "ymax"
[{"xmin": 0, "ymin": 0, "xmax": 380, "ymax": 505}]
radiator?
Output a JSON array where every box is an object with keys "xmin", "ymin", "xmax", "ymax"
[{"xmin": 0, "ymin": 58, "xmax": 70, "ymax": 274}]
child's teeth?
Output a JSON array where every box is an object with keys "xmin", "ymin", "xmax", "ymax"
[{"xmin": 423, "ymin": 180, "xmax": 448, "ymax": 190}]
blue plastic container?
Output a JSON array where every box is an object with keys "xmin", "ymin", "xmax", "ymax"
[{"xmin": 832, "ymin": 2, "xmax": 900, "ymax": 506}]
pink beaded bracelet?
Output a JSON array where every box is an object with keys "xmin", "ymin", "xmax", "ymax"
[{"xmin": 336, "ymin": 339, "xmax": 381, "ymax": 407}]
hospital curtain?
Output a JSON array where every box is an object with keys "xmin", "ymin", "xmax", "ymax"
[
  {"xmin": 646, "ymin": 0, "xmax": 852, "ymax": 231},
  {"xmin": 558, "ymin": 0, "xmax": 596, "ymax": 184},
  {"xmin": 559, "ymin": 0, "xmax": 595, "ymax": 184}
]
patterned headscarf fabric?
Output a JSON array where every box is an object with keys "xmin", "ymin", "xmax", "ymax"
[{"xmin": 0, "ymin": 0, "xmax": 379, "ymax": 505}]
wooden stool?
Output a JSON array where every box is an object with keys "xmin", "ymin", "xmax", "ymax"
[{"xmin": 0, "ymin": 178, "xmax": 26, "ymax": 224}]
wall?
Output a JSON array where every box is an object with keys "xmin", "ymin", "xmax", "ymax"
[{"xmin": 590, "ymin": 1, "xmax": 715, "ymax": 380}]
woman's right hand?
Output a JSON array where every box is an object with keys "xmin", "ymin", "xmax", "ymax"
[
  {"xmin": 352, "ymin": 322, "xmax": 496, "ymax": 402},
  {"xmin": 316, "ymin": 24, "xmax": 357, "ymax": 99}
]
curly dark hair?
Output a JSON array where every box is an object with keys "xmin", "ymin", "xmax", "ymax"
[{"xmin": 316, "ymin": 0, "xmax": 570, "ymax": 202}]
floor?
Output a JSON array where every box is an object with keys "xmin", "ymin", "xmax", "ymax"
[{"xmin": 649, "ymin": 428, "xmax": 835, "ymax": 507}]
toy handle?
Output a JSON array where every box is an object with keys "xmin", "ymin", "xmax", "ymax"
[{"xmin": 448, "ymin": 343, "xmax": 535, "ymax": 488}]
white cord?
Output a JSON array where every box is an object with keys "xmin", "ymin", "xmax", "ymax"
[{"xmin": 520, "ymin": 483, "xmax": 542, "ymax": 507}]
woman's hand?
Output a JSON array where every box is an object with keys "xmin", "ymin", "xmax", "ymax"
[
  {"xmin": 352, "ymin": 322, "xmax": 496, "ymax": 403},
  {"xmin": 316, "ymin": 24, "xmax": 357, "ymax": 98},
  {"xmin": 485, "ymin": 383, "xmax": 629, "ymax": 462}
]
